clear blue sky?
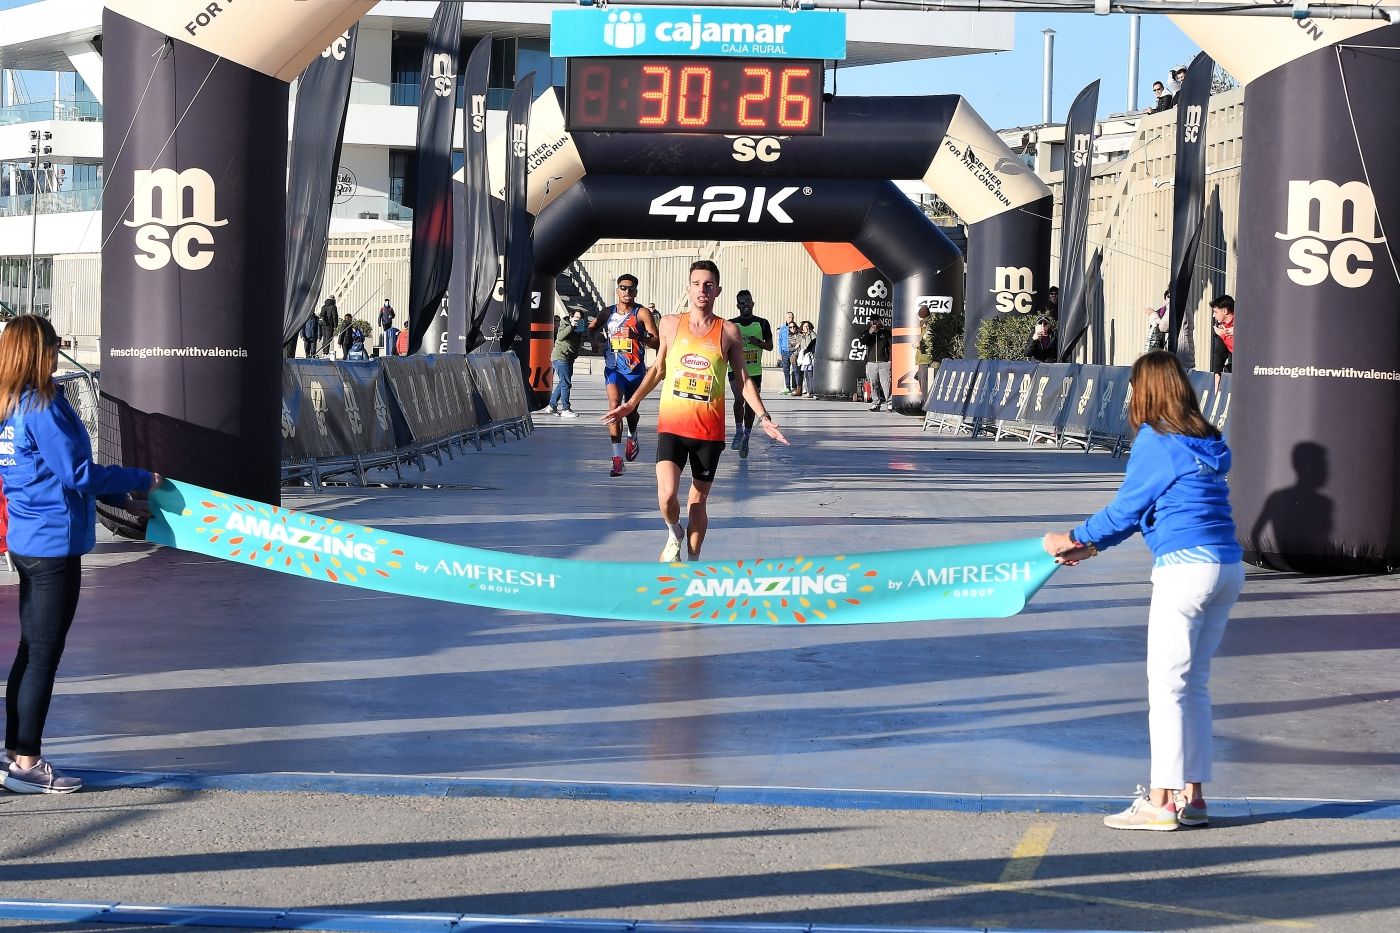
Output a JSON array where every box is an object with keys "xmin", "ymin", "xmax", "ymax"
[
  {"xmin": 840, "ymin": 12, "xmax": 1202, "ymax": 128},
  {"xmin": 0, "ymin": 0, "xmax": 1199, "ymax": 129}
]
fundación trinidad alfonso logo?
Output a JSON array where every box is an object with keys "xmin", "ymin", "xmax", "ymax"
[
  {"xmin": 126, "ymin": 168, "xmax": 226, "ymax": 272},
  {"xmin": 1276, "ymin": 179, "xmax": 1385, "ymax": 289},
  {"xmin": 183, "ymin": 492, "xmax": 402, "ymax": 585},
  {"xmin": 637, "ymin": 556, "xmax": 878, "ymax": 623}
]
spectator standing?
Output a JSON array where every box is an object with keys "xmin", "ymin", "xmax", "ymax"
[
  {"xmin": 1043, "ymin": 351, "xmax": 1243, "ymax": 832},
  {"xmin": 1147, "ymin": 81, "xmax": 1175, "ymax": 114},
  {"xmin": 792, "ymin": 321, "xmax": 816, "ymax": 398},
  {"xmin": 1169, "ymin": 66, "xmax": 1187, "ymax": 95},
  {"xmin": 378, "ymin": 299, "xmax": 397, "ymax": 357},
  {"xmin": 777, "ymin": 311, "xmax": 796, "ymax": 395},
  {"xmin": 0, "ymin": 316, "xmax": 160, "ymax": 794},
  {"xmin": 1209, "ymin": 295, "xmax": 1235, "ymax": 391},
  {"xmin": 1024, "ymin": 317, "xmax": 1058, "ymax": 362},
  {"xmin": 338, "ymin": 313, "xmax": 366, "ymax": 360},
  {"xmin": 1044, "ymin": 285, "xmax": 1060, "ymax": 322},
  {"xmin": 858, "ymin": 315, "xmax": 893, "ymax": 411},
  {"xmin": 1145, "ymin": 288, "xmax": 1170, "ymax": 354},
  {"xmin": 548, "ymin": 309, "xmax": 585, "ymax": 418},
  {"xmin": 299, "ymin": 312, "xmax": 320, "ymax": 358},
  {"xmin": 915, "ymin": 304, "xmax": 935, "ymax": 397},
  {"xmin": 318, "ymin": 296, "xmax": 339, "ymax": 358}
]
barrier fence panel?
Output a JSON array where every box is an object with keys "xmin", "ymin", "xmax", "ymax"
[
  {"xmin": 921, "ymin": 359, "xmax": 981, "ymax": 434},
  {"xmin": 283, "ymin": 352, "xmax": 535, "ymax": 488}
]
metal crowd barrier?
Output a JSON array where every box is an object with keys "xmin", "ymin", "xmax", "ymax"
[
  {"xmin": 283, "ymin": 352, "xmax": 535, "ymax": 489},
  {"xmin": 922, "ymin": 359, "xmax": 1231, "ymax": 458},
  {"xmin": 50, "ymin": 352, "xmax": 535, "ymax": 494}
]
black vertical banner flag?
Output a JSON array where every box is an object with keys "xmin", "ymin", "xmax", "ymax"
[
  {"xmin": 408, "ymin": 0, "xmax": 463, "ymax": 355},
  {"xmin": 501, "ymin": 73, "xmax": 536, "ymax": 352},
  {"xmin": 448, "ymin": 36, "xmax": 494, "ymax": 354},
  {"xmin": 462, "ymin": 36, "xmax": 495, "ymax": 348},
  {"xmin": 285, "ymin": 24, "xmax": 358, "ymax": 347},
  {"xmin": 1168, "ymin": 52, "xmax": 1213, "ymax": 354},
  {"xmin": 1056, "ymin": 81, "xmax": 1099, "ymax": 362}
]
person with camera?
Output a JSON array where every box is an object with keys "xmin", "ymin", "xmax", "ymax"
[
  {"xmin": 1209, "ymin": 295, "xmax": 1235, "ymax": 391},
  {"xmin": 547, "ymin": 309, "xmax": 586, "ymax": 418},
  {"xmin": 858, "ymin": 314, "xmax": 892, "ymax": 411},
  {"xmin": 1024, "ymin": 316, "xmax": 1058, "ymax": 362},
  {"xmin": 1145, "ymin": 288, "xmax": 1170, "ymax": 354}
]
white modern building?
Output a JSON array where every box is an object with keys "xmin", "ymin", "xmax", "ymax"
[{"xmin": 0, "ymin": 0, "xmax": 1016, "ymax": 349}]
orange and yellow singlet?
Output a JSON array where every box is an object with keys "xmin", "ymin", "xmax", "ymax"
[{"xmin": 657, "ymin": 316, "xmax": 728, "ymax": 442}]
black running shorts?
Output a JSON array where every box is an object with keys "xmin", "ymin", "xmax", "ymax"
[{"xmin": 656, "ymin": 432, "xmax": 726, "ymax": 483}]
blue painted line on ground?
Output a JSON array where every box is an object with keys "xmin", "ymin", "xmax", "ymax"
[
  {"xmin": 65, "ymin": 767, "xmax": 1400, "ymax": 820},
  {"xmin": 0, "ymin": 900, "xmax": 1150, "ymax": 933}
]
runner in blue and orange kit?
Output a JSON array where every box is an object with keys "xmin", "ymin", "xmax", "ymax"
[{"xmin": 590, "ymin": 273, "xmax": 658, "ymax": 477}]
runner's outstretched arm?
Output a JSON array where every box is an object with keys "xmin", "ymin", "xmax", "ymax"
[{"xmin": 602, "ymin": 317, "xmax": 673, "ymax": 424}]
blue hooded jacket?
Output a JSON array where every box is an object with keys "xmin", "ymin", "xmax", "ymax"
[
  {"xmin": 0, "ymin": 386, "xmax": 153, "ymax": 558},
  {"xmin": 1073, "ymin": 423, "xmax": 1242, "ymax": 561}
]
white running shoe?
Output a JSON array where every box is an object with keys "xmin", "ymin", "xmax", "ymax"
[
  {"xmin": 559, "ymin": 409, "xmax": 579, "ymax": 419},
  {"xmin": 660, "ymin": 529, "xmax": 684, "ymax": 563}
]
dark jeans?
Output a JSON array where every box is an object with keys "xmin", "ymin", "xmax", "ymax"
[
  {"xmin": 779, "ymin": 350, "xmax": 793, "ymax": 391},
  {"xmin": 6, "ymin": 554, "xmax": 82, "ymax": 757},
  {"xmin": 549, "ymin": 358, "xmax": 574, "ymax": 410}
]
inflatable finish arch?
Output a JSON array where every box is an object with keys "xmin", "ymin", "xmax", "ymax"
[
  {"xmin": 529, "ymin": 175, "xmax": 964, "ymax": 402},
  {"xmin": 490, "ymin": 90, "xmax": 1052, "ymax": 410}
]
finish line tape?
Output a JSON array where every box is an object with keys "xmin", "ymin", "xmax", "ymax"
[{"xmin": 147, "ymin": 479, "xmax": 1058, "ymax": 624}]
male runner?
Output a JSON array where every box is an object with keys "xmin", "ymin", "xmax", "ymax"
[
  {"xmin": 590, "ymin": 274, "xmax": 658, "ymax": 477},
  {"xmin": 603, "ymin": 261, "xmax": 789, "ymax": 562},
  {"xmin": 729, "ymin": 290, "xmax": 773, "ymax": 460}
]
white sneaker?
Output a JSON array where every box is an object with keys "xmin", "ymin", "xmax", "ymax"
[
  {"xmin": 660, "ymin": 529, "xmax": 684, "ymax": 563},
  {"xmin": 558, "ymin": 409, "xmax": 579, "ymax": 419},
  {"xmin": 1103, "ymin": 786, "xmax": 1178, "ymax": 831}
]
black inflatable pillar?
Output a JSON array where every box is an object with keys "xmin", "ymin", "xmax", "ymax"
[
  {"xmin": 1232, "ymin": 25, "xmax": 1400, "ymax": 572},
  {"xmin": 100, "ymin": 10, "xmax": 286, "ymax": 506},
  {"xmin": 812, "ymin": 269, "xmax": 892, "ymax": 399}
]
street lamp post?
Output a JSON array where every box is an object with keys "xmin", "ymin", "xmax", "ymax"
[{"xmin": 27, "ymin": 128, "xmax": 53, "ymax": 316}]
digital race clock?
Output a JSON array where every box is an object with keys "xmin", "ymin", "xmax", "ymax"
[{"xmin": 566, "ymin": 57, "xmax": 824, "ymax": 136}]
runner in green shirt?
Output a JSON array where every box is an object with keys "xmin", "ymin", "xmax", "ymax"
[{"xmin": 728, "ymin": 290, "xmax": 773, "ymax": 460}]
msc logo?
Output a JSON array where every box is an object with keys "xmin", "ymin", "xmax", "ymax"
[
  {"xmin": 126, "ymin": 168, "xmax": 226, "ymax": 272},
  {"xmin": 991, "ymin": 266, "xmax": 1035, "ymax": 314},
  {"xmin": 1181, "ymin": 105, "xmax": 1203, "ymax": 144},
  {"xmin": 1277, "ymin": 180, "xmax": 1385, "ymax": 289},
  {"xmin": 321, "ymin": 31, "xmax": 350, "ymax": 61},
  {"xmin": 867, "ymin": 280, "xmax": 888, "ymax": 300},
  {"xmin": 281, "ymin": 401, "xmax": 296, "ymax": 439},
  {"xmin": 342, "ymin": 379, "xmax": 362, "ymax": 436},
  {"xmin": 605, "ymin": 11, "xmax": 647, "ymax": 48},
  {"xmin": 1076, "ymin": 378, "xmax": 1095, "ymax": 416},
  {"xmin": 309, "ymin": 380, "xmax": 329, "ymax": 436},
  {"xmin": 731, "ymin": 136, "xmax": 782, "ymax": 163},
  {"xmin": 470, "ymin": 93, "xmax": 487, "ymax": 133},
  {"xmin": 511, "ymin": 122, "xmax": 528, "ymax": 158},
  {"xmin": 1071, "ymin": 132, "xmax": 1091, "ymax": 169},
  {"xmin": 649, "ymin": 184, "xmax": 802, "ymax": 223},
  {"xmin": 431, "ymin": 53, "xmax": 455, "ymax": 98}
]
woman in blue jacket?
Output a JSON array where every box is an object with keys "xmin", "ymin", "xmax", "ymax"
[
  {"xmin": 1043, "ymin": 351, "xmax": 1243, "ymax": 831},
  {"xmin": 0, "ymin": 316, "xmax": 159, "ymax": 794}
]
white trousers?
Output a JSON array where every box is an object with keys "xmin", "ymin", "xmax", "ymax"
[{"xmin": 1146, "ymin": 560, "xmax": 1245, "ymax": 790}]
